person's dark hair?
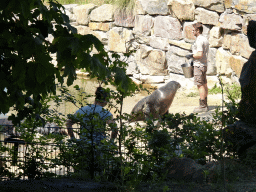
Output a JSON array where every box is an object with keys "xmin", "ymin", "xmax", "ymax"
[
  {"xmin": 192, "ymin": 22, "xmax": 203, "ymax": 34},
  {"xmin": 247, "ymin": 20, "xmax": 256, "ymax": 49},
  {"xmin": 95, "ymin": 87, "xmax": 110, "ymax": 102}
]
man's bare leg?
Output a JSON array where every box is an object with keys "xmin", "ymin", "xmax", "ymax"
[
  {"xmin": 194, "ymin": 83, "xmax": 209, "ymax": 113},
  {"xmin": 198, "ymin": 83, "xmax": 208, "ymax": 100}
]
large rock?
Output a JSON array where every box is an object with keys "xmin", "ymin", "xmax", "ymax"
[
  {"xmin": 108, "ymin": 27, "xmax": 134, "ymax": 53},
  {"xmin": 183, "ymin": 22, "xmax": 196, "ymax": 41},
  {"xmin": 209, "ymin": 27, "xmax": 224, "ymax": 48},
  {"xmin": 134, "ymin": 32, "xmax": 150, "ymax": 44},
  {"xmin": 89, "ymin": 22, "xmax": 113, "ymax": 31},
  {"xmin": 223, "ymin": 121, "xmax": 256, "ymax": 159},
  {"xmin": 114, "ymin": 10, "xmax": 135, "ymax": 28},
  {"xmin": 166, "ymin": 46, "xmax": 191, "ymax": 74},
  {"xmin": 149, "ymin": 37, "xmax": 170, "ymax": 51},
  {"xmin": 167, "ymin": 0, "xmax": 195, "ymax": 21},
  {"xmin": 194, "ymin": 8, "xmax": 219, "ymax": 26},
  {"xmin": 124, "ymin": 54, "xmax": 138, "ymax": 75},
  {"xmin": 73, "ymin": 4, "xmax": 97, "ymax": 25},
  {"xmin": 183, "ymin": 22, "xmax": 210, "ymax": 42},
  {"xmin": 219, "ymin": 11, "xmax": 243, "ymax": 31},
  {"xmin": 192, "ymin": 0, "xmax": 225, "ymax": 12},
  {"xmin": 229, "ymin": 55, "xmax": 247, "ymax": 77},
  {"xmin": 74, "ymin": 26, "xmax": 92, "ymax": 35},
  {"xmin": 135, "ymin": 0, "xmax": 169, "ymax": 15},
  {"xmin": 140, "ymin": 75, "xmax": 166, "ymax": 84},
  {"xmin": 168, "ymin": 73, "xmax": 194, "ymax": 91},
  {"xmin": 207, "ymin": 48, "xmax": 217, "ymax": 75},
  {"xmin": 242, "ymin": 14, "xmax": 256, "ymax": 35},
  {"xmin": 230, "ymin": 34, "xmax": 254, "ymax": 59},
  {"xmin": 166, "ymin": 157, "xmax": 204, "ymax": 183},
  {"xmin": 92, "ymin": 31, "xmax": 108, "ymax": 45},
  {"xmin": 136, "ymin": 45, "xmax": 167, "ymax": 75},
  {"xmin": 134, "ymin": 15, "xmax": 154, "ymax": 35},
  {"xmin": 215, "ymin": 47, "xmax": 232, "ymax": 75},
  {"xmin": 90, "ymin": 4, "xmax": 114, "ymax": 22},
  {"xmin": 168, "ymin": 39, "xmax": 192, "ymax": 50},
  {"xmin": 232, "ymin": 0, "xmax": 256, "ymax": 14},
  {"xmin": 222, "ymin": 32, "xmax": 232, "ymax": 50},
  {"xmin": 154, "ymin": 16, "xmax": 182, "ymax": 40},
  {"xmin": 62, "ymin": 4, "xmax": 78, "ymax": 22},
  {"xmin": 223, "ymin": 32, "xmax": 254, "ymax": 59}
]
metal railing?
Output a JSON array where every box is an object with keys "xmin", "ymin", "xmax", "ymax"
[{"xmin": 0, "ymin": 123, "xmax": 148, "ymax": 180}]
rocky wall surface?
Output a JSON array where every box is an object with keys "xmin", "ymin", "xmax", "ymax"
[{"xmin": 56, "ymin": 0, "xmax": 256, "ymax": 86}]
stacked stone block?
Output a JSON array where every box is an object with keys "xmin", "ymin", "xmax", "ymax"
[{"xmin": 61, "ymin": 0, "xmax": 256, "ymax": 85}]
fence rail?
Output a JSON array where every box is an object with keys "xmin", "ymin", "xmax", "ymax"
[{"xmin": 0, "ymin": 120, "xmax": 148, "ymax": 180}]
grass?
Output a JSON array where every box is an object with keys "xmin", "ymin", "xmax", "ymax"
[{"xmin": 186, "ymin": 83, "xmax": 241, "ymax": 100}]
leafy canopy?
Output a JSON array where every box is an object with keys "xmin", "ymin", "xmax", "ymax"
[{"xmin": 0, "ymin": 0, "xmax": 136, "ymax": 124}]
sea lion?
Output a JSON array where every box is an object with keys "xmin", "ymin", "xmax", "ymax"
[{"xmin": 130, "ymin": 81, "xmax": 181, "ymax": 121}]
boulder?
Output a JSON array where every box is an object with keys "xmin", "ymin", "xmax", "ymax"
[
  {"xmin": 89, "ymin": 22, "xmax": 113, "ymax": 31},
  {"xmin": 223, "ymin": 121, "xmax": 256, "ymax": 159},
  {"xmin": 242, "ymin": 14, "xmax": 256, "ymax": 35},
  {"xmin": 194, "ymin": 8, "xmax": 219, "ymax": 26},
  {"xmin": 74, "ymin": 26, "xmax": 92, "ymax": 35},
  {"xmin": 219, "ymin": 11, "xmax": 243, "ymax": 31},
  {"xmin": 135, "ymin": 0, "xmax": 169, "ymax": 15},
  {"xmin": 233, "ymin": 0, "xmax": 256, "ymax": 14},
  {"xmin": 92, "ymin": 31, "xmax": 108, "ymax": 45},
  {"xmin": 154, "ymin": 16, "xmax": 182, "ymax": 40},
  {"xmin": 168, "ymin": 39, "xmax": 192, "ymax": 50},
  {"xmin": 149, "ymin": 37, "xmax": 170, "ymax": 51},
  {"xmin": 108, "ymin": 27, "xmax": 134, "ymax": 53},
  {"xmin": 215, "ymin": 47, "xmax": 232, "ymax": 75},
  {"xmin": 183, "ymin": 22, "xmax": 196, "ymax": 41},
  {"xmin": 192, "ymin": 0, "xmax": 225, "ymax": 13},
  {"xmin": 114, "ymin": 10, "xmax": 135, "ymax": 28},
  {"xmin": 134, "ymin": 32, "xmax": 150, "ymax": 44},
  {"xmin": 166, "ymin": 45, "xmax": 191, "ymax": 74},
  {"xmin": 140, "ymin": 75, "xmax": 166, "ymax": 84},
  {"xmin": 90, "ymin": 4, "xmax": 114, "ymax": 22},
  {"xmin": 136, "ymin": 45, "xmax": 167, "ymax": 75},
  {"xmin": 229, "ymin": 55, "xmax": 247, "ymax": 78},
  {"xmin": 62, "ymin": 4, "xmax": 78, "ymax": 22},
  {"xmin": 207, "ymin": 48, "xmax": 217, "ymax": 75},
  {"xmin": 166, "ymin": 157, "xmax": 204, "ymax": 183},
  {"xmin": 73, "ymin": 4, "xmax": 97, "ymax": 25},
  {"xmin": 183, "ymin": 22, "xmax": 210, "ymax": 42},
  {"xmin": 134, "ymin": 15, "xmax": 154, "ymax": 36},
  {"xmin": 229, "ymin": 33, "xmax": 254, "ymax": 59},
  {"xmin": 167, "ymin": 0, "xmax": 195, "ymax": 21},
  {"xmin": 209, "ymin": 27, "xmax": 224, "ymax": 48}
]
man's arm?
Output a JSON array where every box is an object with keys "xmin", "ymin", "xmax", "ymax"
[{"xmin": 66, "ymin": 119, "xmax": 75, "ymax": 138}]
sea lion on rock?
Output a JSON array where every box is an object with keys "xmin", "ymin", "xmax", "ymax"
[{"xmin": 130, "ymin": 81, "xmax": 181, "ymax": 121}]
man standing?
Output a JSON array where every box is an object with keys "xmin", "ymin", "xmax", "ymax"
[{"xmin": 186, "ymin": 22, "xmax": 209, "ymax": 113}]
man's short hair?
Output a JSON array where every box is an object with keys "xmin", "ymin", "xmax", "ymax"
[
  {"xmin": 193, "ymin": 22, "xmax": 203, "ymax": 34},
  {"xmin": 95, "ymin": 87, "xmax": 110, "ymax": 102}
]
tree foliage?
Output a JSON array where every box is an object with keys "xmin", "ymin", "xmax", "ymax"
[{"xmin": 0, "ymin": 0, "xmax": 136, "ymax": 124}]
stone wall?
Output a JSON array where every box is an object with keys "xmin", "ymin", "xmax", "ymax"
[{"xmin": 57, "ymin": 0, "xmax": 255, "ymax": 87}]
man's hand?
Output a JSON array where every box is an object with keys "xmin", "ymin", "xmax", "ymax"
[{"xmin": 185, "ymin": 54, "xmax": 193, "ymax": 59}]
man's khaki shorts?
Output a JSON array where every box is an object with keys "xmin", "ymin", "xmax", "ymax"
[{"xmin": 194, "ymin": 66, "xmax": 207, "ymax": 86}]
